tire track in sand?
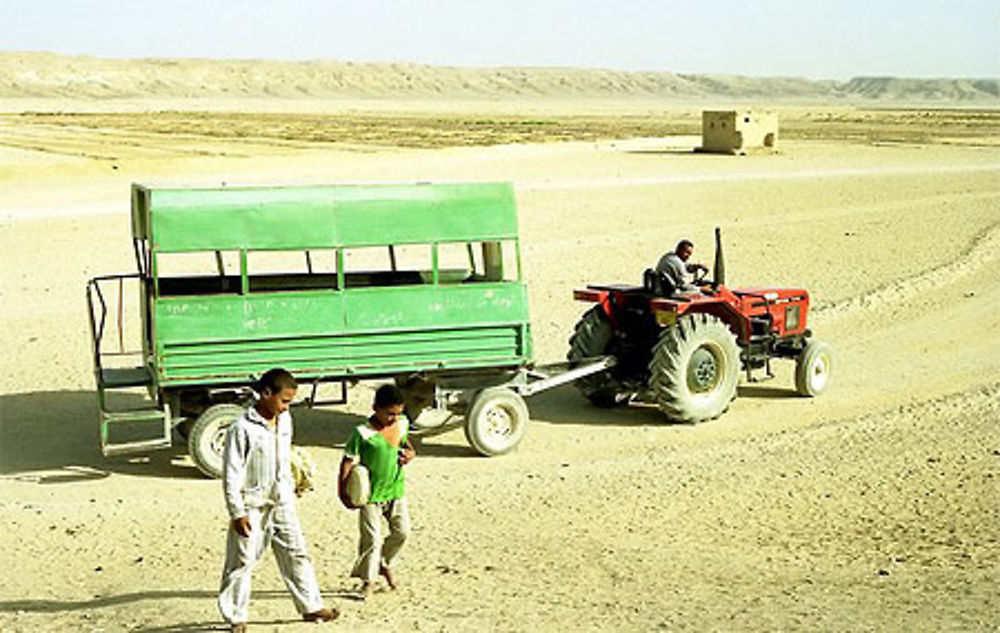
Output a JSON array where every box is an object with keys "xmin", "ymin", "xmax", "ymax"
[
  {"xmin": 759, "ymin": 380, "xmax": 1000, "ymax": 451},
  {"xmin": 814, "ymin": 216, "xmax": 1000, "ymax": 320}
]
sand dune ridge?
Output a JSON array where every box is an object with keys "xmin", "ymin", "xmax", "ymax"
[{"xmin": 2, "ymin": 52, "xmax": 998, "ymax": 102}]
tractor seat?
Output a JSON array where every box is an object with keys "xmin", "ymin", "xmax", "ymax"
[{"xmin": 643, "ymin": 268, "xmax": 677, "ymax": 297}]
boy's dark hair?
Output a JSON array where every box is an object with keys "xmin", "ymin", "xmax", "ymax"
[
  {"xmin": 374, "ymin": 383, "xmax": 405, "ymax": 409},
  {"xmin": 676, "ymin": 239, "xmax": 694, "ymax": 251},
  {"xmin": 257, "ymin": 368, "xmax": 297, "ymax": 394}
]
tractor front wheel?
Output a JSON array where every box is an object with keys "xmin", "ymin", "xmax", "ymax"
[
  {"xmin": 795, "ymin": 340, "xmax": 833, "ymax": 396},
  {"xmin": 188, "ymin": 403, "xmax": 243, "ymax": 478},
  {"xmin": 464, "ymin": 387, "xmax": 529, "ymax": 457},
  {"xmin": 648, "ymin": 313, "xmax": 740, "ymax": 423},
  {"xmin": 567, "ymin": 306, "xmax": 634, "ymax": 407}
]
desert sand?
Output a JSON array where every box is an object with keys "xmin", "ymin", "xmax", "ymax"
[{"xmin": 1, "ymin": 90, "xmax": 999, "ymax": 632}]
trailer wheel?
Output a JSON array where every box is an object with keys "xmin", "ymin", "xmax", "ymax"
[
  {"xmin": 648, "ymin": 313, "xmax": 740, "ymax": 423},
  {"xmin": 795, "ymin": 340, "xmax": 833, "ymax": 397},
  {"xmin": 567, "ymin": 306, "xmax": 633, "ymax": 407},
  {"xmin": 464, "ymin": 388, "xmax": 529, "ymax": 456},
  {"xmin": 188, "ymin": 403, "xmax": 243, "ymax": 478}
]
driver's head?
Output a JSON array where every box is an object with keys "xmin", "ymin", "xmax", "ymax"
[{"xmin": 676, "ymin": 239, "xmax": 694, "ymax": 262}]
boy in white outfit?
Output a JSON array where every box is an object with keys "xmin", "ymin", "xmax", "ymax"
[{"xmin": 218, "ymin": 368, "xmax": 337, "ymax": 632}]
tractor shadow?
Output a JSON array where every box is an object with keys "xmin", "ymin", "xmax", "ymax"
[
  {"xmin": 737, "ymin": 384, "xmax": 801, "ymax": 399},
  {"xmin": 528, "ymin": 382, "xmax": 801, "ymax": 426},
  {"xmin": 528, "ymin": 385, "xmax": 664, "ymax": 427}
]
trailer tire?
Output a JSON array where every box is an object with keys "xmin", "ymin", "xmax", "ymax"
[
  {"xmin": 795, "ymin": 340, "xmax": 833, "ymax": 397},
  {"xmin": 567, "ymin": 306, "xmax": 633, "ymax": 407},
  {"xmin": 464, "ymin": 388, "xmax": 529, "ymax": 457},
  {"xmin": 188, "ymin": 404, "xmax": 243, "ymax": 478},
  {"xmin": 648, "ymin": 313, "xmax": 740, "ymax": 423}
]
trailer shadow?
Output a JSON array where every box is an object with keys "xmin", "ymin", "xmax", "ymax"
[
  {"xmin": 282, "ymin": 406, "xmax": 368, "ymax": 450},
  {"xmin": 285, "ymin": 406, "xmax": 477, "ymax": 458},
  {"xmin": 0, "ymin": 390, "xmax": 183, "ymax": 481},
  {"xmin": 0, "ymin": 390, "xmax": 368, "ymax": 480},
  {"xmin": 0, "ymin": 383, "xmax": 800, "ymax": 479},
  {"xmin": 737, "ymin": 384, "xmax": 801, "ymax": 399}
]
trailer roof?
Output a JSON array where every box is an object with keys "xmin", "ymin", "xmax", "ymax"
[{"xmin": 132, "ymin": 182, "xmax": 518, "ymax": 252}]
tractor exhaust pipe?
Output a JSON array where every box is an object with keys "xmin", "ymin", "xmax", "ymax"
[{"xmin": 713, "ymin": 226, "xmax": 726, "ymax": 287}]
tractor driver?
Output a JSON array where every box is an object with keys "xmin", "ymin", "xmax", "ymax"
[{"xmin": 655, "ymin": 239, "xmax": 709, "ymax": 294}]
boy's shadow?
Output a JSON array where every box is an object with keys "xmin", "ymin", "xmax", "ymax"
[{"xmin": 0, "ymin": 586, "xmax": 359, "ymax": 632}]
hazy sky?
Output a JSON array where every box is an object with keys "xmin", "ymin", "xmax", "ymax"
[{"xmin": 1, "ymin": 0, "xmax": 997, "ymax": 79}]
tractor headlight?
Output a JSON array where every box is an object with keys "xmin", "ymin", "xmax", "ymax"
[
  {"xmin": 785, "ymin": 305, "xmax": 800, "ymax": 331},
  {"xmin": 655, "ymin": 310, "xmax": 678, "ymax": 327}
]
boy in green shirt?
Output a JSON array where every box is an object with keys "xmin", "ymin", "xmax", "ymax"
[{"xmin": 338, "ymin": 384, "xmax": 416, "ymax": 599}]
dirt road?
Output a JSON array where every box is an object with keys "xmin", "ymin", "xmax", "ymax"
[{"xmin": 1, "ymin": 125, "xmax": 998, "ymax": 631}]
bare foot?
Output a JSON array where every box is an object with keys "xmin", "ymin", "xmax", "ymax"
[
  {"xmin": 302, "ymin": 607, "xmax": 338, "ymax": 622},
  {"xmin": 360, "ymin": 581, "xmax": 374, "ymax": 601},
  {"xmin": 379, "ymin": 564, "xmax": 398, "ymax": 590}
]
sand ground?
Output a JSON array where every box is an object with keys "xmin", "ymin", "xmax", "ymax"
[{"xmin": 1, "ymin": 102, "xmax": 998, "ymax": 632}]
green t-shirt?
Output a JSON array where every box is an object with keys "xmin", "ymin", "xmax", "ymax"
[{"xmin": 344, "ymin": 417, "xmax": 409, "ymax": 503}]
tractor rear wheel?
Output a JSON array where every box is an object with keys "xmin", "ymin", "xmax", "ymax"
[
  {"xmin": 795, "ymin": 340, "xmax": 833, "ymax": 396},
  {"xmin": 567, "ymin": 306, "xmax": 634, "ymax": 407},
  {"xmin": 188, "ymin": 403, "xmax": 243, "ymax": 478},
  {"xmin": 648, "ymin": 313, "xmax": 740, "ymax": 423}
]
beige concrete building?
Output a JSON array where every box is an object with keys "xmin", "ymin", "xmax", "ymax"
[{"xmin": 699, "ymin": 110, "xmax": 778, "ymax": 154}]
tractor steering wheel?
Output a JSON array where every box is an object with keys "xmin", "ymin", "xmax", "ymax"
[{"xmin": 692, "ymin": 265, "xmax": 710, "ymax": 285}]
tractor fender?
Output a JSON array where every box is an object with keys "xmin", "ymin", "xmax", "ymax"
[
  {"xmin": 655, "ymin": 297, "xmax": 751, "ymax": 342},
  {"xmin": 572, "ymin": 288, "xmax": 619, "ymax": 326},
  {"xmin": 680, "ymin": 301, "xmax": 750, "ymax": 342}
]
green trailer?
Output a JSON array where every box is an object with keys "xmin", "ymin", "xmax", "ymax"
[{"xmin": 87, "ymin": 182, "xmax": 612, "ymax": 476}]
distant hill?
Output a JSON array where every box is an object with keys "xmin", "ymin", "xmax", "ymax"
[
  {"xmin": 1, "ymin": 52, "xmax": 997, "ymax": 103},
  {"xmin": 840, "ymin": 76, "xmax": 1000, "ymax": 101}
]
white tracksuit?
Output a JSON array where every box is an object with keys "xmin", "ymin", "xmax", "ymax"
[{"xmin": 218, "ymin": 406, "xmax": 324, "ymax": 624}]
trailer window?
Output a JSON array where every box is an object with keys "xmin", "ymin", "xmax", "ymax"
[
  {"xmin": 498, "ymin": 240, "xmax": 520, "ymax": 282},
  {"xmin": 156, "ymin": 250, "xmax": 241, "ymax": 296},
  {"xmin": 343, "ymin": 245, "xmax": 431, "ymax": 287},
  {"xmin": 436, "ymin": 242, "xmax": 477, "ymax": 284},
  {"xmin": 247, "ymin": 249, "xmax": 338, "ymax": 292},
  {"xmin": 438, "ymin": 240, "xmax": 519, "ymax": 283}
]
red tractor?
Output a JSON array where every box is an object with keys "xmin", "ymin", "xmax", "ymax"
[{"xmin": 568, "ymin": 228, "xmax": 832, "ymax": 422}]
